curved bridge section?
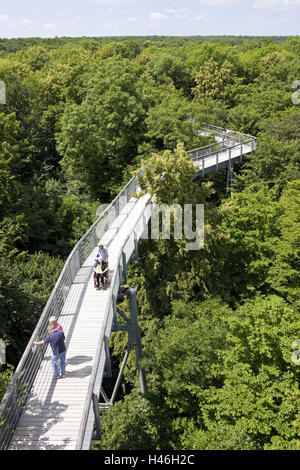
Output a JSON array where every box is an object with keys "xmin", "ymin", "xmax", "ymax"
[{"xmin": 0, "ymin": 125, "xmax": 256, "ymax": 450}]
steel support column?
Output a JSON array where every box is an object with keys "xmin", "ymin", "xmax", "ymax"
[
  {"xmin": 98, "ymin": 285, "xmax": 147, "ymax": 413},
  {"xmin": 128, "ymin": 287, "xmax": 147, "ymax": 397},
  {"xmin": 91, "ymin": 393, "xmax": 102, "ymax": 441},
  {"xmin": 134, "ymin": 232, "xmax": 139, "ymax": 260},
  {"xmin": 226, "ymin": 163, "xmax": 234, "ymax": 195},
  {"xmin": 122, "ymin": 252, "xmax": 127, "ymax": 284}
]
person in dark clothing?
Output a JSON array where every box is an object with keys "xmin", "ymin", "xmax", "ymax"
[
  {"xmin": 93, "ymin": 245, "xmax": 109, "ymax": 287},
  {"xmin": 34, "ymin": 327, "xmax": 67, "ymax": 379},
  {"xmin": 95, "ymin": 260, "xmax": 108, "ymax": 289}
]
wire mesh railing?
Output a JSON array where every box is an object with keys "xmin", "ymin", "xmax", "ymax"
[
  {"xmin": 0, "ymin": 125, "xmax": 257, "ymax": 450},
  {"xmin": 189, "ymin": 124, "xmax": 257, "ymax": 166},
  {"xmin": 0, "ymin": 176, "xmax": 139, "ymax": 450},
  {"xmin": 75, "ymin": 194, "xmax": 152, "ymax": 449}
]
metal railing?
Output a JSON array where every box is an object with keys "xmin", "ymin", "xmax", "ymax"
[
  {"xmin": 0, "ymin": 124, "xmax": 257, "ymax": 450},
  {"xmin": 75, "ymin": 194, "xmax": 152, "ymax": 449},
  {"xmin": 0, "ymin": 176, "xmax": 139, "ymax": 450},
  {"xmin": 75, "ymin": 126, "xmax": 258, "ymax": 449},
  {"xmin": 189, "ymin": 124, "xmax": 257, "ymax": 173}
]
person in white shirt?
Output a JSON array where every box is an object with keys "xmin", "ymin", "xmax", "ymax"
[{"xmin": 98, "ymin": 244, "xmax": 108, "ymax": 263}]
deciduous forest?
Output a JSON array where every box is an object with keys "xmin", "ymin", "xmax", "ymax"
[{"xmin": 0, "ymin": 35, "xmax": 299, "ymax": 450}]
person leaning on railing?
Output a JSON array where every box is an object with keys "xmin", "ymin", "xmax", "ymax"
[
  {"xmin": 49, "ymin": 316, "xmax": 64, "ymax": 332},
  {"xmin": 33, "ymin": 326, "xmax": 67, "ymax": 379}
]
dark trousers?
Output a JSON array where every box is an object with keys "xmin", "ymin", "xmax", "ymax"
[
  {"xmin": 102, "ymin": 262, "xmax": 108, "ymax": 281},
  {"xmin": 94, "ymin": 262, "xmax": 108, "ymax": 285},
  {"xmin": 96, "ymin": 273, "xmax": 104, "ymax": 286}
]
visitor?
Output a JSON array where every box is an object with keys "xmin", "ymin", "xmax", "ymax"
[
  {"xmin": 49, "ymin": 316, "xmax": 63, "ymax": 333},
  {"xmin": 97, "ymin": 244, "xmax": 108, "ymax": 264},
  {"xmin": 94, "ymin": 244, "xmax": 109, "ymax": 287},
  {"xmin": 98, "ymin": 244, "xmax": 109, "ymax": 284},
  {"xmin": 33, "ymin": 327, "xmax": 67, "ymax": 379},
  {"xmin": 95, "ymin": 260, "xmax": 108, "ymax": 289}
]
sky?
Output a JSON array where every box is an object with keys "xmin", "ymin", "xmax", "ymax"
[{"xmin": 0, "ymin": 0, "xmax": 299, "ymax": 38}]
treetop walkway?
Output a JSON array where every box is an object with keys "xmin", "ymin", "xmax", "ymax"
[{"xmin": 0, "ymin": 124, "xmax": 257, "ymax": 450}]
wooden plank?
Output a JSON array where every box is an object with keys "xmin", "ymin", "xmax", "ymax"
[{"xmin": 8, "ymin": 191, "xmax": 188, "ymax": 449}]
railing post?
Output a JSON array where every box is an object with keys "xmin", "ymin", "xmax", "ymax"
[
  {"xmin": 92, "ymin": 393, "xmax": 102, "ymax": 440},
  {"xmin": 134, "ymin": 232, "xmax": 138, "ymax": 260},
  {"xmin": 122, "ymin": 252, "xmax": 127, "ymax": 284},
  {"xmin": 100, "ymin": 387, "xmax": 110, "ymax": 405},
  {"xmin": 92, "ymin": 228, "xmax": 97, "ymax": 247},
  {"xmin": 216, "ymin": 151, "xmax": 219, "ymax": 171},
  {"xmin": 202, "ymin": 157, "xmax": 205, "ymax": 177},
  {"xmin": 141, "ymin": 213, "xmax": 148, "ymax": 241},
  {"xmin": 129, "ymin": 287, "xmax": 147, "ymax": 397},
  {"xmin": 11, "ymin": 390, "xmax": 19, "ymax": 423},
  {"xmin": 112, "ymin": 294, "xmax": 117, "ymax": 329},
  {"xmin": 118, "ymin": 262, "xmax": 123, "ymax": 287},
  {"xmin": 227, "ymin": 147, "xmax": 233, "ymax": 195},
  {"xmin": 110, "ymin": 345, "xmax": 131, "ymax": 405},
  {"xmin": 103, "ymin": 336, "xmax": 112, "ymax": 378},
  {"xmin": 68, "ymin": 262, "xmax": 73, "ymax": 286}
]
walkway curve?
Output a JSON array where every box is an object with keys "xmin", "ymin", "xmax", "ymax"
[{"xmin": 0, "ymin": 125, "xmax": 257, "ymax": 450}]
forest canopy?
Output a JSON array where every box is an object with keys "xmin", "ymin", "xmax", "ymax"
[{"xmin": 0, "ymin": 35, "xmax": 299, "ymax": 450}]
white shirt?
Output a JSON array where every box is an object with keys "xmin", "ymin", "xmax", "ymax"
[{"xmin": 97, "ymin": 247, "xmax": 108, "ymax": 262}]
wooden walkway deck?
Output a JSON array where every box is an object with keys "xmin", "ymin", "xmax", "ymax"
[
  {"xmin": 7, "ymin": 134, "xmax": 255, "ymax": 450},
  {"xmin": 9, "ymin": 195, "xmax": 150, "ymax": 450}
]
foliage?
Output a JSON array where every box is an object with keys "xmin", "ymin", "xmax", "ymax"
[
  {"xmin": 0, "ymin": 365, "xmax": 14, "ymax": 402},
  {"xmin": 0, "ymin": 253, "xmax": 63, "ymax": 364},
  {"xmin": 57, "ymin": 57, "xmax": 146, "ymax": 199},
  {"xmin": 193, "ymin": 58, "xmax": 236, "ymax": 101},
  {"xmin": 0, "ymin": 35, "xmax": 299, "ymax": 451}
]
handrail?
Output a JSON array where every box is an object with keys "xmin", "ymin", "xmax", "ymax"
[
  {"xmin": 0, "ymin": 124, "xmax": 257, "ymax": 450},
  {"xmin": 189, "ymin": 138, "xmax": 256, "ymax": 164},
  {"xmin": 0, "ymin": 175, "xmax": 139, "ymax": 449},
  {"xmin": 188, "ymin": 125, "xmax": 256, "ymax": 162},
  {"xmin": 75, "ymin": 128, "xmax": 257, "ymax": 448},
  {"xmin": 75, "ymin": 193, "xmax": 152, "ymax": 449},
  {"xmin": 202, "ymin": 123, "xmax": 255, "ymax": 140},
  {"xmin": 192, "ymin": 139, "xmax": 256, "ymax": 163}
]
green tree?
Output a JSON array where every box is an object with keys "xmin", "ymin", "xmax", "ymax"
[
  {"xmin": 15, "ymin": 46, "xmax": 50, "ymax": 71},
  {"xmin": 218, "ymin": 187, "xmax": 280, "ymax": 299},
  {"xmin": 0, "ymin": 365, "xmax": 14, "ymax": 402},
  {"xmin": 57, "ymin": 58, "xmax": 146, "ymax": 199},
  {"xmin": 228, "ymin": 89, "xmax": 292, "ymax": 134},
  {"xmin": 0, "ymin": 254, "xmax": 62, "ymax": 364},
  {"xmin": 0, "ymin": 112, "xmax": 31, "ymax": 218},
  {"xmin": 193, "ymin": 58, "xmax": 236, "ymax": 101},
  {"xmin": 236, "ymin": 134, "xmax": 300, "ymax": 195},
  {"xmin": 144, "ymin": 90, "xmax": 208, "ymax": 151},
  {"xmin": 93, "ymin": 394, "xmax": 157, "ymax": 450},
  {"xmin": 136, "ymin": 142, "xmax": 211, "ymax": 206},
  {"xmin": 144, "ymin": 53, "xmax": 192, "ymax": 95},
  {"xmin": 267, "ymin": 180, "xmax": 300, "ymax": 304}
]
